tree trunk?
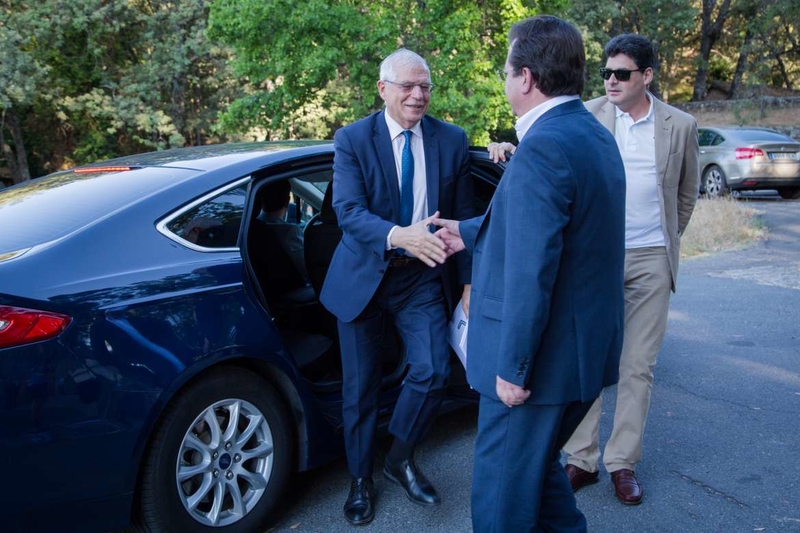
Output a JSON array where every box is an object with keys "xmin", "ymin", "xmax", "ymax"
[
  {"xmin": 1, "ymin": 109, "xmax": 31, "ymax": 183},
  {"xmin": 729, "ymin": 27, "xmax": 754, "ymax": 99},
  {"xmin": 692, "ymin": 0, "xmax": 732, "ymax": 101},
  {"xmin": 1, "ymin": 110, "xmax": 20, "ymax": 183}
]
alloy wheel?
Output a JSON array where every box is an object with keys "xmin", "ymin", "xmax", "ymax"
[{"xmin": 176, "ymin": 398, "xmax": 274, "ymax": 527}]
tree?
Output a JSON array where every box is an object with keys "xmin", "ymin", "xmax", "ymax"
[
  {"xmin": 692, "ymin": 0, "xmax": 732, "ymax": 101},
  {"xmin": 208, "ymin": 0, "xmax": 537, "ymax": 143},
  {"xmin": 1, "ymin": 0, "xmax": 239, "ymax": 181},
  {"xmin": 0, "ymin": 0, "xmax": 51, "ymax": 183},
  {"xmin": 561, "ymin": 0, "xmax": 697, "ymax": 102}
]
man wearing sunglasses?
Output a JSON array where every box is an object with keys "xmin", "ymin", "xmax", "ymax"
[{"xmin": 561, "ymin": 33, "xmax": 700, "ymax": 505}]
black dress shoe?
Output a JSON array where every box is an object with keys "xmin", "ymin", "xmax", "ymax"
[
  {"xmin": 343, "ymin": 477, "xmax": 374, "ymax": 525},
  {"xmin": 383, "ymin": 458, "xmax": 440, "ymax": 506}
]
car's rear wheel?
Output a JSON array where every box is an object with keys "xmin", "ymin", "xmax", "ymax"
[
  {"xmin": 136, "ymin": 367, "xmax": 293, "ymax": 533},
  {"xmin": 777, "ymin": 187, "xmax": 800, "ymax": 200},
  {"xmin": 703, "ymin": 165, "xmax": 729, "ymax": 198}
]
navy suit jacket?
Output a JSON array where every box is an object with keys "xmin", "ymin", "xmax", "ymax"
[
  {"xmin": 321, "ymin": 111, "xmax": 474, "ymax": 323},
  {"xmin": 460, "ymin": 99, "xmax": 626, "ymax": 404}
]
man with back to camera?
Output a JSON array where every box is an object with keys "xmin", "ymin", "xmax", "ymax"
[
  {"xmin": 486, "ymin": 34, "xmax": 701, "ymax": 505},
  {"xmin": 319, "ymin": 48, "xmax": 474, "ymax": 526},
  {"xmin": 433, "ymin": 15, "xmax": 626, "ymax": 531}
]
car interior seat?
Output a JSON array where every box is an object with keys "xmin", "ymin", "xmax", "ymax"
[
  {"xmin": 249, "ymin": 184, "xmax": 335, "ymax": 385},
  {"xmin": 303, "ymin": 183, "xmax": 342, "ymax": 298}
]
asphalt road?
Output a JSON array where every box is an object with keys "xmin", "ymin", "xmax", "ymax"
[{"xmin": 266, "ymin": 193, "xmax": 800, "ymax": 533}]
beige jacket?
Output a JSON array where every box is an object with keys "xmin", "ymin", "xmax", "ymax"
[{"xmin": 586, "ymin": 95, "xmax": 700, "ymax": 291}]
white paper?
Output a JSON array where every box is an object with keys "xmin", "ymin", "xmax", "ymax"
[{"xmin": 448, "ymin": 298, "xmax": 469, "ymax": 369}]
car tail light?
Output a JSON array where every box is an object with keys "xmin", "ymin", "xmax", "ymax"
[
  {"xmin": 735, "ymin": 147, "xmax": 765, "ymax": 159},
  {"xmin": 0, "ymin": 306, "xmax": 71, "ymax": 349}
]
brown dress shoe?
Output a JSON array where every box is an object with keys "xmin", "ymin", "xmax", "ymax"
[
  {"xmin": 564, "ymin": 463, "xmax": 599, "ymax": 492},
  {"xmin": 611, "ymin": 469, "xmax": 643, "ymax": 505}
]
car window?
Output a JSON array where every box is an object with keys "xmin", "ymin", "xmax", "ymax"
[
  {"xmin": 711, "ymin": 133, "xmax": 725, "ymax": 146},
  {"xmin": 289, "ymin": 176, "xmax": 327, "ymax": 227},
  {"xmin": 698, "ymin": 130, "xmax": 715, "ymax": 147},
  {"xmin": 166, "ymin": 184, "xmax": 247, "ymax": 248}
]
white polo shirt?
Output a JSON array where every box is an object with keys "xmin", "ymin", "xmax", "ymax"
[{"xmin": 614, "ymin": 95, "xmax": 665, "ymax": 249}]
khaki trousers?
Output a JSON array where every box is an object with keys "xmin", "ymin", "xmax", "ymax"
[{"xmin": 563, "ymin": 246, "xmax": 672, "ymax": 473}]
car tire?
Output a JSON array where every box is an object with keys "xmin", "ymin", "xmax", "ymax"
[
  {"xmin": 777, "ymin": 187, "xmax": 800, "ymax": 200},
  {"xmin": 136, "ymin": 367, "xmax": 293, "ymax": 533},
  {"xmin": 703, "ymin": 165, "xmax": 729, "ymax": 198}
]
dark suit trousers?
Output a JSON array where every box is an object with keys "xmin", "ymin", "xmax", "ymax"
[
  {"xmin": 472, "ymin": 396, "xmax": 595, "ymax": 533},
  {"xmin": 337, "ymin": 261, "xmax": 450, "ymax": 478}
]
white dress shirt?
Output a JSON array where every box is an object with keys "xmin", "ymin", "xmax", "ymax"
[{"xmin": 384, "ymin": 112, "xmax": 428, "ymax": 250}]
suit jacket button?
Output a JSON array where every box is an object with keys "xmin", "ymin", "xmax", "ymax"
[{"xmin": 378, "ymin": 269, "xmax": 385, "ymax": 275}]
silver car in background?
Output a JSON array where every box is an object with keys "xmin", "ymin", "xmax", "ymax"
[{"xmin": 698, "ymin": 127, "xmax": 800, "ymax": 199}]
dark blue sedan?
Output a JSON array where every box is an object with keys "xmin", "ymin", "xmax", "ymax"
[{"xmin": 0, "ymin": 142, "xmax": 503, "ymax": 532}]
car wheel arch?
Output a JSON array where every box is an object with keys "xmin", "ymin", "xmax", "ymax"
[
  {"xmin": 132, "ymin": 365, "xmax": 296, "ymax": 532},
  {"xmin": 128, "ymin": 358, "xmax": 311, "ymax": 516},
  {"xmin": 232, "ymin": 358, "xmax": 311, "ymax": 470}
]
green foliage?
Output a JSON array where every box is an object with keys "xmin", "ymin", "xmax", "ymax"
[
  {"xmin": 558, "ymin": 0, "xmax": 697, "ymax": 101},
  {"xmin": 1, "ymin": 0, "xmax": 239, "ymax": 176},
  {"xmin": 3, "ymin": 0, "xmax": 800, "ymax": 179},
  {"xmin": 208, "ymin": 0, "xmax": 536, "ymax": 143}
]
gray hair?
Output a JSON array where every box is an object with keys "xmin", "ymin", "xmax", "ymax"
[{"xmin": 379, "ymin": 48, "xmax": 430, "ymax": 82}]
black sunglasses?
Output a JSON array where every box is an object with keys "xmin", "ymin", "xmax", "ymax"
[{"xmin": 600, "ymin": 67, "xmax": 646, "ymax": 81}]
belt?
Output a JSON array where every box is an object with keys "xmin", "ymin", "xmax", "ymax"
[{"xmin": 388, "ymin": 255, "xmax": 420, "ymax": 267}]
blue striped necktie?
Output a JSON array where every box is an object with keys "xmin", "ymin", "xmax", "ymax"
[{"xmin": 400, "ymin": 130, "xmax": 414, "ymax": 227}]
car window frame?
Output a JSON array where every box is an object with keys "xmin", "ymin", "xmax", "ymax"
[{"xmin": 157, "ymin": 176, "xmax": 250, "ymax": 253}]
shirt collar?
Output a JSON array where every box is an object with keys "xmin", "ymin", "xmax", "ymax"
[
  {"xmin": 614, "ymin": 91, "xmax": 655, "ymax": 123},
  {"xmin": 384, "ymin": 111, "xmax": 423, "ymax": 140},
  {"xmin": 515, "ymin": 95, "xmax": 580, "ymax": 141}
]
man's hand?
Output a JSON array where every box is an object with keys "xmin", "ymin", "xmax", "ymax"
[
  {"xmin": 496, "ymin": 376, "xmax": 531, "ymax": 408},
  {"xmin": 461, "ymin": 284, "xmax": 471, "ymax": 318},
  {"xmin": 433, "ymin": 228, "xmax": 465, "ymax": 255},
  {"xmin": 431, "ymin": 217, "xmax": 465, "ymax": 255},
  {"xmin": 389, "ymin": 211, "xmax": 448, "ymax": 267},
  {"xmin": 487, "ymin": 142, "xmax": 517, "ymax": 163}
]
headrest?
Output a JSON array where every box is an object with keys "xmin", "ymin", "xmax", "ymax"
[{"xmin": 320, "ymin": 183, "xmax": 338, "ymax": 225}]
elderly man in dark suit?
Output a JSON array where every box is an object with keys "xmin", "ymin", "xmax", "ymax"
[
  {"xmin": 434, "ymin": 16, "xmax": 626, "ymax": 532},
  {"xmin": 320, "ymin": 48, "xmax": 473, "ymax": 526}
]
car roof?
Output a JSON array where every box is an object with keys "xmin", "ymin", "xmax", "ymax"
[
  {"xmin": 79, "ymin": 141, "xmax": 332, "ymax": 172},
  {"xmin": 0, "ymin": 142, "xmax": 334, "ymax": 256},
  {"xmin": 700, "ymin": 126, "xmax": 797, "ymax": 142}
]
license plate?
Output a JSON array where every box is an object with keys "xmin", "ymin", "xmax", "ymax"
[{"xmin": 769, "ymin": 152, "xmax": 798, "ymax": 160}]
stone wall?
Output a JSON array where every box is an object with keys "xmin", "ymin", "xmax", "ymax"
[{"xmin": 674, "ymin": 96, "xmax": 800, "ymax": 139}]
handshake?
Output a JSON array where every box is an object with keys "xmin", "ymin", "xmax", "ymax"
[{"xmin": 388, "ymin": 211, "xmax": 465, "ymax": 267}]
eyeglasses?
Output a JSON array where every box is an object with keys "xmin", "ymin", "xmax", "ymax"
[
  {"xmin": 383, "ymin": 80, "xmax": 435, "ymax": 93},
  {"xmin": 497, "ymin": 69, "xmax": 509, "ymax": 81},
  {"xmin": 600, "ymin": 67, "xmax": 646, "ymax": 81}
]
